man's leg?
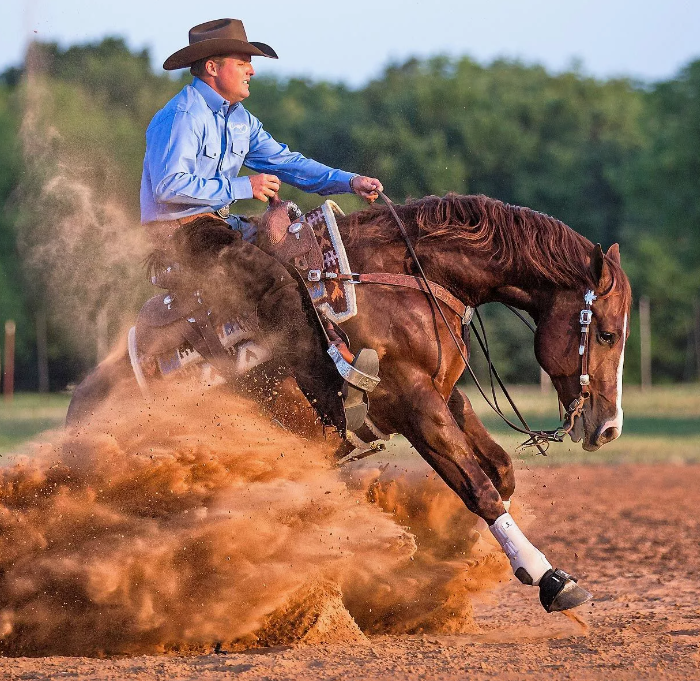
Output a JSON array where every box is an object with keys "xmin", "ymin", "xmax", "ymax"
[{"xmin": 178, "ymin": 217, "xmax": 346, "ymax": 431}]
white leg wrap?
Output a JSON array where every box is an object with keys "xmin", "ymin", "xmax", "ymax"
[{"xmin": 489, "ymin": 513, "xmax": 552, "ymax": 586}]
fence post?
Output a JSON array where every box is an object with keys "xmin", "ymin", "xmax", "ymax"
[
  {"xmin": 3, "ymin": 320, "xmax": 16, "ymax": 402},
  {"xmin": 694, "ymin": 299, "xmax": 700, "ymax": 382},
  {"xmin": 540, "ymin": 368, "xmax": 551, "ymax": 394},
  {"xmin": 639, "ymin": 296, "xmax": 652, "ymax": 391}
]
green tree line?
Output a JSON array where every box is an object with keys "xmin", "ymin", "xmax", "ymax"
[{"xmin": 0, "ymin": 39, "xmax": 698, "ymax": 389}]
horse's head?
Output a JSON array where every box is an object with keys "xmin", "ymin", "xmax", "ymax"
[{"xmin": 535, "ymin": 244, "xmax": 632, "ymax": 452}]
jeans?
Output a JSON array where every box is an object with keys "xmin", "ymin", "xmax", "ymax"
[{"xmin": 226, "ymin": 214, "xmax": 257, "ymax": 243}]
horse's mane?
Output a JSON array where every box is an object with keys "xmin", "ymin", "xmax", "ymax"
[{"xmin": 344, "ymin": 193, "xmax": 602, "ymax": 289}]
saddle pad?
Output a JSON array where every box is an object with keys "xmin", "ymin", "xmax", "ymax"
[{"xmin": 304, "ymin": 201, "xmax": 357, "ymax": 324}]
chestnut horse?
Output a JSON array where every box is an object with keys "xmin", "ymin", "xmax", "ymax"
[{"xmin": 68, "ymin": 193, "xmax": 631, "ymax": 612}]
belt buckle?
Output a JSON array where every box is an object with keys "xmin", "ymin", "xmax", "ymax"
[{"xmin": 216, "ymin": 204, "xmax": 231, "ymax": 219}]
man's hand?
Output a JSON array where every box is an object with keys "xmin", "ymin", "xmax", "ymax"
[
  {"xmin": 351, "ymin": 176, "xmax": 383, "ymax": 203},
  {"xmin": 249, "ymin": 173, "xmax": 281, "ymax": 201}
]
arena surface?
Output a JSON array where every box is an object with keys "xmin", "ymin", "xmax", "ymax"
[{"xmin": 2, "ymin": 460, "xmax": 698, "ymax": 680}]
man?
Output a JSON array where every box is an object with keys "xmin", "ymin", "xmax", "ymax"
[{"xmin": 141, "ymin": 18, "xmax": 382, "ymax": 431}]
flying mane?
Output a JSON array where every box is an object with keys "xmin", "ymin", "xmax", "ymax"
[{"xmin": 345, "ymin": 193, "xmax": 601, "ymax": 289}]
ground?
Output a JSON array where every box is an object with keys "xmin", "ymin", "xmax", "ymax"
[{"xmin": 2, "ymin": 461, "xmax": 698, "ymax": 680}]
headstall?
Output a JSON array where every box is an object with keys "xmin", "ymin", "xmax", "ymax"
[{"xmin": 550, "ymin": 289, "xmax": 596, "ymax": 441}]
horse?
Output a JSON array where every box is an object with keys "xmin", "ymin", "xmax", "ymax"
[{"xmin": 67, "ymin": 193, "xmax": 631, "ymax": 613}]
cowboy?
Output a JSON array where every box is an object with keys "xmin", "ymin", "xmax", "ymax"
[{"xmin": 140, "ymin": 18, "xmax": 382, "ymax": 431}]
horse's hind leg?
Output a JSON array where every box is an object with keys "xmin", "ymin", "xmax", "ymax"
[{"xmin": 447, "ymin": 387, "xmax": 515, "ymax": 503}]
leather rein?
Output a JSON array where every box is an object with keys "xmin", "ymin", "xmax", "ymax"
[{"xmin": 373, "ymin": 190, "xmax": 596, "ymax": 451}]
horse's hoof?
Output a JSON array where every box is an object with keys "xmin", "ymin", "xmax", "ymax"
[{"xmin": 539, "ymin": 568, "xmax": 592, "ymax": 613}]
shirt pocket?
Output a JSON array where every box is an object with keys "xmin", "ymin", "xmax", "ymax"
[
  {"xmin": 230, "ymin": 123, "xmax": 250, "ymax": 158},
  {"xmin": 203, "ymin": 143, "xmax": 219, "ymax": 159}
]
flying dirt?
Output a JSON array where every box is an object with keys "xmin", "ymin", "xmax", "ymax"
[{"xmin": 0, "ymin": 382, "xmax": 512, "ymax": 656}]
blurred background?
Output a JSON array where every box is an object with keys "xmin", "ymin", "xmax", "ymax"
[{"xmin": 1, "ymin": 0, "xmax": 699, "ymax": 397}]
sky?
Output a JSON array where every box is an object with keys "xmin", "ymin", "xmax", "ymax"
[{"xmin": 3, "ymin": 0, "xmax": 699, "ymax": 86}]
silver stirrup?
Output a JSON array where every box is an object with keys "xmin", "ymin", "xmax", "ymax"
[{"xmin": 327, "ymin": 344, "xmax": 380, "ymax": 393}]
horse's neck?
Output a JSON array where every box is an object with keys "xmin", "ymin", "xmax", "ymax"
[
  {"xmin": 343, "ymin": 226, "xmax": 551, "ymax": 316},
  {"xmin": 414, "ymin": 242, "xmax": 551, "ymax": 315}
]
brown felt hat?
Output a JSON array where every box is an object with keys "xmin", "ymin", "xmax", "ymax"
[{"xmin": 163, "ymin": 18, "xmax": 277, "ymax": 70}]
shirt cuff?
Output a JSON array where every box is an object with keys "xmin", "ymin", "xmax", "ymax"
[{"xmin": 231, "ymin": 176, "xmax": 254, "ymax": 201}]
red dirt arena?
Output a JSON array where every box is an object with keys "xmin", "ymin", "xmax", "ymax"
[{"xmin": 1, "ymin": 424, "xmax": 697, "ymax": 680}]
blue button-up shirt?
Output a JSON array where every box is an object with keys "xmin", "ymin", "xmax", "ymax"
[{"xmin": 140, "ymin": 78, "xmax": 355, "ymax": 223}]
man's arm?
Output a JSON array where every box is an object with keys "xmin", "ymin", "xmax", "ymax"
[{"xmin": 244, "ymin": 114, "xmax": 382, "ymax": 200}]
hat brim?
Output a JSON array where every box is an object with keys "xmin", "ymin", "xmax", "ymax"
[{"xmin": 163, "ymin": 38, "xmax": 277, "ymax": 70}]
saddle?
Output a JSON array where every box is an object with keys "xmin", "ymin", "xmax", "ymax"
[
  {"xmin": 129, "ymin": 198, "xmax": 380, "ymax": 434},
  {"xmin": 255, "ymin": 198, "xmax": 324, "ymax": 276}
]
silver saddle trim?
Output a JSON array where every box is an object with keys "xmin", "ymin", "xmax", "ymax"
[{"xmin": 327, "ymin": 344, "xmax": 381, "ymax": 392}]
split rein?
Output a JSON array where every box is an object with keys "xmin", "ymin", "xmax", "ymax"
[{"xmin": 376, "ymin": 191, "xmax": 594, "ymax": 453}]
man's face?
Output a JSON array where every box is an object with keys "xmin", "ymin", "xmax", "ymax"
[{"xmin": 208, "ymin": 53, "xmax": 255, "ymax": 104}]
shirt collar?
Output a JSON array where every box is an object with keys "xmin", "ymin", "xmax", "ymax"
[{"xmin": 192, "ymin": 77, "xmax": 238, "ymax": 115}]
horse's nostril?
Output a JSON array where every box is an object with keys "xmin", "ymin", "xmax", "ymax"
[{"xmin": 598, "ymin": 427, "xmax": 619, "ymax": 444}]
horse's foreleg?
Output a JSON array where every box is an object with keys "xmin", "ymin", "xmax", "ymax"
[
  {"xmin": 404, "ymin": 383, "xmax": 590, "ymax": 610},
  {"xmin": 402, "ymin": 391, "xmax": 504, "ymax": 524},
  {"xmin": 447, "ymin": 387, "xmax": 515, "ymax": 503}
]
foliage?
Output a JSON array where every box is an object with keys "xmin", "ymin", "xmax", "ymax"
[
  {"xmin": 0, "ymin": 39, "xmax": 698, "ymax": 389},
  {"xmin": 0, "ymin": 84, "xmax": 36, "ymax": 386}
]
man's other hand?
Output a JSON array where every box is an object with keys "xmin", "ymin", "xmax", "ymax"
[
  {"xmin": 249, "ymin": 173, "xmax": 281, "ymax": 201},
  {"xmin": 351, "ymin": 176, "xmax": 383, "ymax": 203}
]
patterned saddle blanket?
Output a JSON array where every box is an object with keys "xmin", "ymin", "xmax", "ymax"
[{"xmin": 257, "ymin": 199, "xmax": 356, "ymax": 324}]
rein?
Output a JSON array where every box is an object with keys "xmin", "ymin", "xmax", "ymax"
[{"xmin": 376, "ymin": 190, "xmax": 593, "ymax": 451}]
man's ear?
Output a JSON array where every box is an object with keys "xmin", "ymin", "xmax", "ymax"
[{"xmin": 205, "ymin": 59, "xmax": 219, "ymax": 77}]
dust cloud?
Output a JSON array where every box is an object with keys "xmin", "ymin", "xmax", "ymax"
[
  {"xmin": 0, "ymin": 382, "xmax": 511, "ymax": 656},
  {"xmin": 16, "ymin": 62, "xmax": 150, "ymax": 366}
]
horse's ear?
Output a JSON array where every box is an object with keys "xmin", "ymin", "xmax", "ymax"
[
  {"xmin": 606, "ymin": 243, "xmax": 621, "ymax": 264},
  {"xmin": 590, "ymin": 243, "xmax": 614, "ymax": 293},
  {"xmin": 590, "ymin": 243, "xmax": 605, "ymax": 284}
]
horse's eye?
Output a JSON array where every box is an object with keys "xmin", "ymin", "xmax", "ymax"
[{"xmin": 597, "ymin": 331, "xmax": 616, "ymax": 346}]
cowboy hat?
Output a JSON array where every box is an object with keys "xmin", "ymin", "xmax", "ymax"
[{"xmin": 163, "ymin": 18, "xmax": 277, "ymax": 70}]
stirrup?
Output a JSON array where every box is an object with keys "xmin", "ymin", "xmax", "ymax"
[
  {"xmin": 327, "ymin": 345, "xmax": 380, "ymax": 393},
  {"xmin": 341, "ymin": 349, "xmax": 380, "ymax": 432}
]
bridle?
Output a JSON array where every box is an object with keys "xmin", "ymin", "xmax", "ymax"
[
  {"xmin": 377, "ymin": 191, "xmax": 598, "ymax": 452},
  {"xmin": 549, "ymin": 289, "xmax": 597, "ymax": 443}
]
